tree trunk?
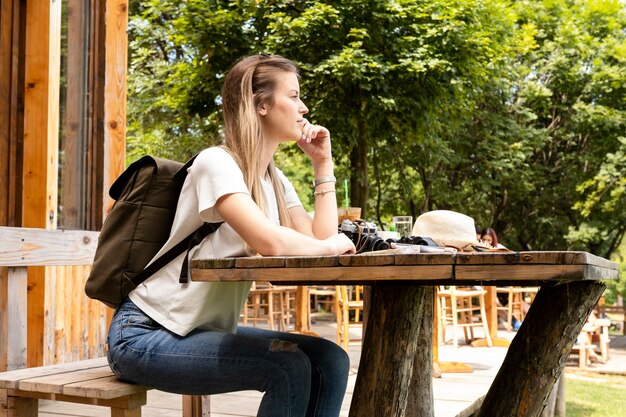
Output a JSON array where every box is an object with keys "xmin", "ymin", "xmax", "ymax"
[
  {"xmin": 350, "ymin": 285, "xmax": 431, "ymax": 417},
  {"xmin": 349, "ymin": 114, "xmax": 368, "ymax": 217},
  {"xmin": 477, "ymin": 281, "xmax": 605, "ymax": 417}
]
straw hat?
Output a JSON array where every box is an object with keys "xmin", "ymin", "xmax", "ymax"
[{"xmin": 412, "ymin": 210, "xmax": 492, "ymax": 251}]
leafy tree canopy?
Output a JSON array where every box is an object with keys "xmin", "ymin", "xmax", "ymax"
[{"xmin": 126, "ymin": 1, "xmax": 626, "ymax": 294}]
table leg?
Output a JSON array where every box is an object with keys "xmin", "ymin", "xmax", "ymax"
[
  {"xmin": 477, "ymin": 281, "xmax": 605, "ymax": 417},
  {"xmin": 407, "ymin": 286, "xmax": 434, "ymax": 416},
  {"xmin": 350, "ymin": 285, "xmax": 433, "ymax": 417}
]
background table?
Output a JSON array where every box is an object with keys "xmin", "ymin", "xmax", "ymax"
[{"xmin": 191, "ymin": 251, "xmax": 619, "ymax": 417}]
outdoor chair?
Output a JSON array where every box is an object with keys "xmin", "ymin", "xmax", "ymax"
[
  {"xmin": 496, "ymin": 286, "xmax": 538, "ymax": 330},
  {"xmin": 335, "ymin": 285, "xmax": 364, "ymax": 350},
  {"xmin": 437, "ymin": 286, "xmax": 493, "ymax": 348}
]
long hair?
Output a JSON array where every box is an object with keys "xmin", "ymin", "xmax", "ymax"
[
  {"xmin": 220, "ymin": 54, "xmax": 299, "ymax": 227},
  {"xmin": 481, "ymin": 228, "xmax": 500, "ymax": 247}
]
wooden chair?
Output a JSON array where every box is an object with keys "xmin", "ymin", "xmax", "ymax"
[
  {"xmin": 308, "ymin": 286, "xmax": 337, "ymax": 327},
  {"xmin": 242, "ymin": 282, "xmax": 296, "ymax": 331},
  {"xmin": 335, "ymin": 285, "xmax": 364, "ymax": 350},
  {"xmin": 496, "ymin": 286, "xmax": 538, "ymax": 330},
  {"xmin": 572, "ymin": 317, "xmax": 611, "ymax": 367},
  {"xmin": 437, "ymin": 286, "xmax": 492, "ymax": 348}
]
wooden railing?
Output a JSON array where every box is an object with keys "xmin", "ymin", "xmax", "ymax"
[
  {"xmin": 0, "ymin": 226, "xmax": 106, "ymax": 371},
  {"xmin": 0, "ymin": 226, "xmax": 211, "ymax": 415}
]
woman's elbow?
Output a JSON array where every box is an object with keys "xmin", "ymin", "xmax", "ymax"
[
  {"xmin": 257, "ymin": 243, "xmax": 283, "ymax": 257},
  {"xmin": 252, "ymin": 236, "xmax": 288, "ymax": 257}
]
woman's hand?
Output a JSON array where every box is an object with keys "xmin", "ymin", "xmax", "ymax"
[
  {"xmin": 297, "ymin": 118, "xmax": 332, "ymax": 166},
  {"xmin": 326, "ymin": 233, "xmax": 357, "ymax": 255}
]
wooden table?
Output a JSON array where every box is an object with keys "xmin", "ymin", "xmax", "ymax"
[{"xmin": 190, "ymin": 251, "xmax": 619, "ymax": 417}]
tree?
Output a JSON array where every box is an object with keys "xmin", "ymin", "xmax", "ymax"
[
  {"xmin": 125, "ymin": 0, "xmax": 626, "ymax": 270},
  {"xmin": 126, "ymin": 0, "xmax": 515, "ymax": 218}
]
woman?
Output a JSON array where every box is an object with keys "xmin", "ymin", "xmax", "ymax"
[
  {"xmin": 107, "ymin": 54, "xmax": 356, "ymax": 417},
  {"xmin": 480, "ymin": 227, "xmax": 506, "ymax": 249}
]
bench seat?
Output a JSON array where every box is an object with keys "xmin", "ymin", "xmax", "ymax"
[{"xmin": 0, "ymin": 357, "xmax": 148, "ymax": 417}]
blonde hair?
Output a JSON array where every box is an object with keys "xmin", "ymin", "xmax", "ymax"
[{"xmin": 220, "ymin": 54, "xmax": 298, "ymax": 227}]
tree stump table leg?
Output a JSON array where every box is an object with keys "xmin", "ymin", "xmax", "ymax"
[
  {"xmin": 407, "ymin": 286, "xmax": 434, "ymax": 417},
  {"xmin": 477, "ymin": 281, "xmax": 605, "ymax": 417},
  {"xmin": 349, "ymin": 285, "xmax": 433, "ymax": 417}
]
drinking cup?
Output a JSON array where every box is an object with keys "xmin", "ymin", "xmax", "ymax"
[{"xmin": 392, "ymin": 216, "xmax": 413, "ymax": 238}]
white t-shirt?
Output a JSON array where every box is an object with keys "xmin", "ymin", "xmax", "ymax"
[{"xmin": 129, "ymin": 147, "xmax": 302, "ymax": 336}]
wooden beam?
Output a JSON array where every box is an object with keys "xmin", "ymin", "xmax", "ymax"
[
  {"xmin": 0, "ymin": 227, "xmax": 98, "ymax": 267},
  {"xmin": 22, "ymin": 0, "xmax": 62, "ymax": 368},
  {"xmin": 61, "ymin": 0, "xmax": 89, "ymax": 229},
  {"xmin": 103, "ymin": 0, "xmax": 128, "ymax": 219},
  {"xmin": 0, "ymin": 0, "xmax": 25, "ymax": 227}
]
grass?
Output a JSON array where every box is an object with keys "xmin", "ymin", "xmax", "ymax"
[{"xmin": 565, "ymin": 372, "xmax": 626, "ymax": 417}]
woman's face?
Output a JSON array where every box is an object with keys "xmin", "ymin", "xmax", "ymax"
[
  {"xmin": 259, "ymin": 72, "xmax": 308, "ymax": 143},
  {"xmin": 482, "ymin": 234, "xmax": 493, "ymax": 245}
]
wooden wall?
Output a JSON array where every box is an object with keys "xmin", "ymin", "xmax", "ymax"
[{"xmin": 46, "ymin": 265, "xmax": 109, "ymax": 364}]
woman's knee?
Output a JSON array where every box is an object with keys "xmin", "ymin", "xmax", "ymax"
[
  {"xmin": 319, "ymin": 339, "xmax": 350, "ymax": 376},
  {"xmin": 262, "ymin": 342, "xmax": 312, "ymax": 404}
]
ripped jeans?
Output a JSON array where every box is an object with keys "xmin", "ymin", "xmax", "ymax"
[{"xmin": 107, "ymin": 298, "xmax": 350, "ymax": 417}]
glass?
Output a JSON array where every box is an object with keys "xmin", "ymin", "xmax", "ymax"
[
  {"xmin": 392, "ymin": 216, "xmax": 413, "ymax": 238},
  {"xmin": 338, "ymin": 207, "xmax": 361, "ymax": 224}
]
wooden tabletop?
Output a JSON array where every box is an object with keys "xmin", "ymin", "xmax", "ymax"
[{"xmin": 190, "ymin": 250, "xmax": 619, "ymax": 285}]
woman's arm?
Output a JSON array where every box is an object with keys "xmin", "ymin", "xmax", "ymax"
[
  {"xmin": 213, "ymin": 192, "xmax": 355, "ymax": 256},
  {"xmin": 292, "ymin": 121, "xmax": 338, "ymax": 239}
]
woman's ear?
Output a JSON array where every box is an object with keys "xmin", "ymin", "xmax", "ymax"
[{"xmin": 258, "ymin": 103, "xmax": 268, "ymax": 116}]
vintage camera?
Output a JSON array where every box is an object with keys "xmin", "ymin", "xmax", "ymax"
[{"xmin": 339, "ymin": 220, "xmax": 391, "ymax": 253}]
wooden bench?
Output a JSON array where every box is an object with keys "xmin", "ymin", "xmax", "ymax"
[
  {"xmin": 571, "ymin": 317, "xmax": 612, "ymax": 368},
  {"xmin": 597, "ymin": 304, "xmax": 626, "ymax": 335},
  {"xmin": 0, "ymin": 227, "xmax": 209, "ymax": 416},
  {"xmin": 0, "ymin": 357, "xmax": 147, "ymax": 416}
]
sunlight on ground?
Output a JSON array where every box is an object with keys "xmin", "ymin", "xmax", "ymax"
[{"xmin": 565, "ymin": 373, "xmax": 626, "ymax": 417}]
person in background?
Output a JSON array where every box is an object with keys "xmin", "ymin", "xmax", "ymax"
[{"xmin": 480, "ymin": 227, "xmax": 506, "ymax": 249}]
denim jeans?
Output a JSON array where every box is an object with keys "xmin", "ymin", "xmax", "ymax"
[{"xmin": 107, "ymin": 298, "xmax": 350, "ymax": 417}]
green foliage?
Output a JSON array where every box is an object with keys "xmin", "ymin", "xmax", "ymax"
[{"xmin": 126, "ymin": 1, "xmax": 626, "ymax": 285}]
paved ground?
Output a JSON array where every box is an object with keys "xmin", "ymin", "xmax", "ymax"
[{"xmin": 39, "ymin": 321, "xmax": 626, "ymax": 417}]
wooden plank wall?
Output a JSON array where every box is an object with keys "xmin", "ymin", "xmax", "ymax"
[{"xmin": 46, "ymin": 265, "xmax": 109, "ymax": 364}]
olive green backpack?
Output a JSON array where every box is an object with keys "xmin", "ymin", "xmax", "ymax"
[{"xmin": 85, "ymin": 155, "xmax": 221, "ymax": 308}]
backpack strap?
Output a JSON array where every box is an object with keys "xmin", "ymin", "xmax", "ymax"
[
  {"xmin": 128, "ymin": 222, "xmax": 222, "ymax": 287},
  {"xmin": 179, "ymin": 222, "xmax": 223, "ymax": 283}
]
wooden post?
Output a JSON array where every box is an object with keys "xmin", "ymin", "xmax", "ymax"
[
  {"xmin": 103, "ymin": 0, "xmax": 128, "ymax": 217},
  {"xmin": 484, "ymin": 286, "xmax": 498, "ymax": 339},
  {"xmin": 350, "ymin": 285, "xmax": 431, "ymax": 417},
  {"xmin": 477, "ymin": 281, "xmax": 605, "ymax": 417},
  {"xmin": 182, "ymin": 395, "xmax": 211, "ymax": 417},
  {"xmin": 103, "ymin": 0, "xmax": 128, "ymax": 328},
  {"xmin": 0, "ymin": 267, "xmax": 28, "ymax": 371},
  {"xmin": 22, "ymin": 0, "xmax": 62, "ymax": 368},
  {"xmin": 1, "ymin": 0, "xmax": 25, "ymax": 228}
]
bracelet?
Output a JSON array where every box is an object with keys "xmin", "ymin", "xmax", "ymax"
[
  {"xmin": 313, "ymin": 175, "xmax": 336, "ymax": 187},
  {"xmin": 314, "ymin": 188, "xmax": 336, "ymax": 197}
]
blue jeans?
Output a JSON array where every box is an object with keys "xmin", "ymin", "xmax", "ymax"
[{"xmin": 107, "ymin": 298, "xmax": 350, "ymax": 417}]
